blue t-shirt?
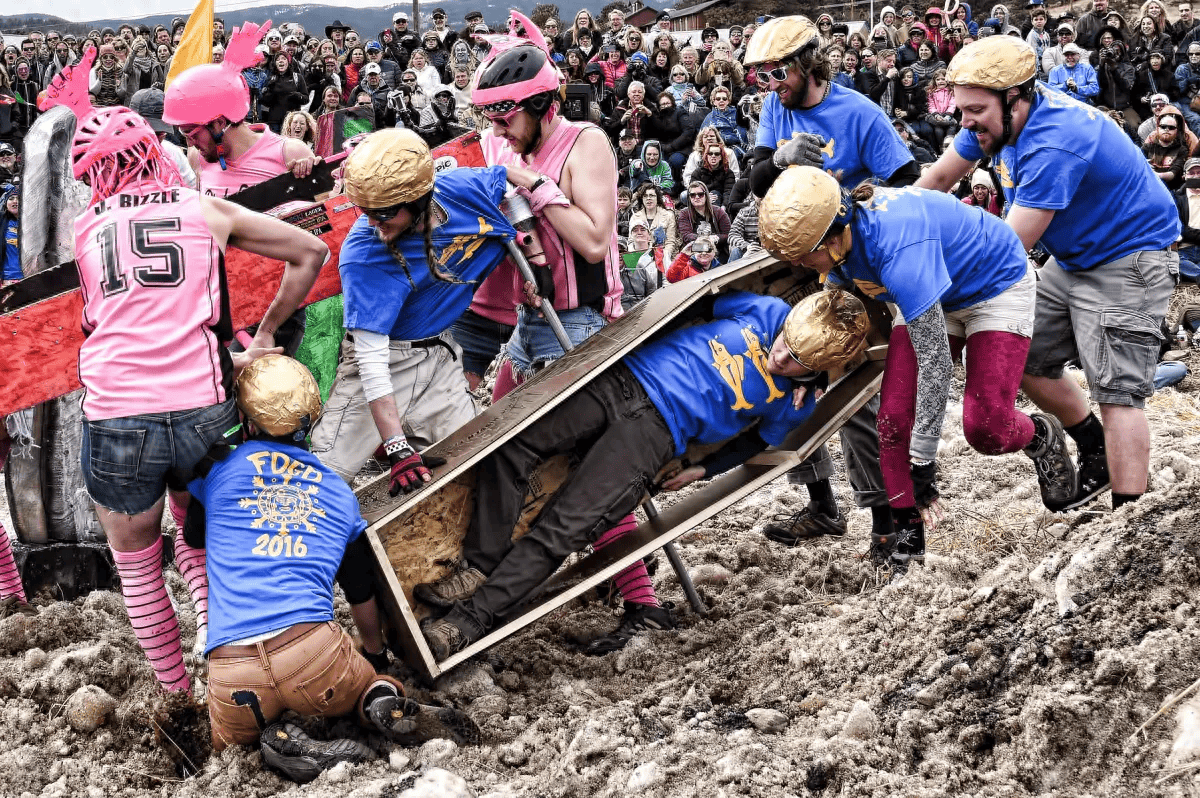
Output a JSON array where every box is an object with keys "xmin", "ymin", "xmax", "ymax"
[
  {"xmin": 188, "ymin": 441, "xmax": 367, "ymax": 655},
  {"xmin": 953, "ymin": 83, "xmax": 1180, "ymax": 271},
  {"xmin": 340, "ymin": 166, "xmax": 516, "ymax": 339},
  {"xmin": 3, "ymin": 218, "xmax": 19, "ymax": 282},
  {"xmin": 625, "ymin": 291, "xmax": 816, "ymax": 456},
  {"xmin": 827, "ymin": 186, "xmax": 1028, "ymax": 321},
  {"xmin": 755, "ymin": 83, "xmax": 914, "ymax": 187}
]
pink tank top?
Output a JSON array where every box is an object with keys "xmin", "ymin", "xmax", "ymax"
[
  {"xmin": 74, "ymin": 186, "xmax": 232, "ymax": 420},
  {"xmin": 470, "ymin": 119, "xmax": 624, "ymax": 325},
  {"xmin": 198, "ymin": 125, "xmax": 289, "ymax": 198}
]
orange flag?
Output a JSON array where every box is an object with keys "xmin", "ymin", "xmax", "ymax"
[{"xmin": 165, "ymin": 0, "xmax": 215, "ymax": 90}]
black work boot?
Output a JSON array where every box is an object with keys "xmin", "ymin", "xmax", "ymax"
[
  {"xmin": 259, "ymin": 722, "xmax": 372, "ymax": 784},
  {"xmin": 583, "ymin": 602, "xmax": 676, "ymax": 655},
  {"xmin": 1064, "ymin": 450, "xmax": 1110, "ymax": 511},
  {"xmin": 1025, "ymin": 413, "xmax": 1079, "ymax": 512},
  {"xmin": 887, "ymin": 507, "xmax": 925, "ymax": 575}
]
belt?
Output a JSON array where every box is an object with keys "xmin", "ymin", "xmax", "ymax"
[
  {"xmin": 346, "ymin": 332, "xmax": 458, "ymax": 362},
  {"xmin": 210, "ymin": 621, "xmax": 325, "ymax": 659}
]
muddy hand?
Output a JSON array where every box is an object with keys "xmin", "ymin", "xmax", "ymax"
[
  {"xmin": 919, "ymin": 498, "xmax": 946, "ymax": 531},
  {"xmin": 522, "ymin": 279, "xmax": 544, "ymax": 310}
]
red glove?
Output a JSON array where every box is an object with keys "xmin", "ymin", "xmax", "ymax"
[{"xmin": 385, "ymin": 437, "xmax": 444, "ymax": 496}]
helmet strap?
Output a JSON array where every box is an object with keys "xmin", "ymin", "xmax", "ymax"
[{"xmin": 210, "ymin": 119, "xmax": 229, "ymax": 170}]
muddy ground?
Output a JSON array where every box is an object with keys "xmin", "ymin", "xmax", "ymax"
[{"xmin": 1, "ymin": 287, "xmax": 1199, "ymax": 798}]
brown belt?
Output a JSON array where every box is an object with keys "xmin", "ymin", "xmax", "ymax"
[{"xmin": 210, "ymin": 621, "xmax": 326, "ymax": 659}]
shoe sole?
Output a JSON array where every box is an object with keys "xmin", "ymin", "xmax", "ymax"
[
  {"xmin": 261, "ymin": 744, "xmax": 323, "ymax": 784},
  {"xmin": 1048, "ymin": 478, "xmax": 1112, "ymax": 512},
  {"xmin": 412, "ymin": 584, "xmax": 457, "ymax": 609}
]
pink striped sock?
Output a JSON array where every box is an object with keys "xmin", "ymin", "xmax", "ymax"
[
  {"xmin": 112, "ymin": 538, "xmax": 189, "ymax": 692},
  {"xmin": 171, "ymin": 498, "xmax": 209, "ymax": 651},
  {"xmin": 593, "ymin": 514, "xmax": 659, "ymax": 607},
  {"xmin": 0, "ymin": 525, "xmax": 28, "ymax": 604}
]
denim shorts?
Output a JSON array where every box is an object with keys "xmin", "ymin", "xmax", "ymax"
[
  {"xmin": 82, "ymin": 399, "xmax": 240, "ymax": 514},
  {"xmin": 447, "ymin": 309, "xmax": 516, "ymax": 378},
  {"xmin": 504, "ymin": 304, "xmax": 607, "ymax": 378}
]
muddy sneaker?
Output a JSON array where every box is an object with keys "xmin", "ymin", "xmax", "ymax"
[
  {"xmin": 259, "ymin": 722, "xmax": 372, "ymax": 784},
  {"xmin": 1058, "ymin": 451, "xmax": 1111, "ymax": 511},
  {"xmin": 762, "ymin": 501, "xmax": 848, "ymax": 546},
  {"xmin": 891, "ymin": 513, "xmax": 926, "ymax": 570},
  {"xmin": 1025, "ymin": 413, "xmax": 1079, "ymax": 512},
  {"xmin": 421, "ymin": 615, "xmax": 474, "ymax": 660},
  {"xmin": 583, "ymin": 602, "xmax": 676, "ymax": 655},
  {"xmin": 413, "ymin": 561, "xmax": 488, "ymax": 609},
  {"xmin": 365, "ymin": 689, "xmax": 481, "ymax": 746},
  {"xmin": 866, "ymin": 531, "xmax": 897, "ymax": 567}
]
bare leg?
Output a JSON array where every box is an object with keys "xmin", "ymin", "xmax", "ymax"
[
  {"xmin": 1098, "ymin": 404, "xmax": 1150, "ymax": 494},
  {"xmin": 1020, "ymin": 373, "xmax": 1091, "ymax": 428}
]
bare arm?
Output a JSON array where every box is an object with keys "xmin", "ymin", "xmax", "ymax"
[
  {"xmin": 1006, "ymin": 204, "xmax": 1056, "ymax": 251},
  {"xmin": 505, "ymin": 127, "xmax": 618, "ymax": 263},
  {"xmin": 282, "ymin": 135, "xmax": 321, "ymax": 177},
  {"xmin": 915, "ymin": 144, "xmax": 975, "ymax": 192},
  {"xmin": 201, "ymin": 195, "xmax": 328, "ymax": 361}
]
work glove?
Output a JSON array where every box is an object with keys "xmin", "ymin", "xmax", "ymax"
[
  {"xmin": 772, "ymin": 132, "xmax": 827, "ymax": 170},
  {"xmin": 387, "ymin": 439, "xmax": 446, "ymax": 496}
]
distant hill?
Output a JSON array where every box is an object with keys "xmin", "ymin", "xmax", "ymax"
[{"xmin": 1, "ymin": 2, "xmax": 595, "ymax": 36}]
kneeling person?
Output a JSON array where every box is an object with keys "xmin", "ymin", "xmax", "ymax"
[
  {"xmin": 189, "ymin": 356, "xmax": 479, "ymax": 782},
  {"xmin": 418, "ymin": 290, "xmax": 871, "ymax": 658}
]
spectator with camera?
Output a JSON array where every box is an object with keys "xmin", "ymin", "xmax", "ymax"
[
  {"xmin": 608, "ymin": 80, "xmax": 655, "ymax": 143},
  {"xmin": 616, "ymin": 53, "xmax": 663, "ymax": 103},
  {"xmin": 666, "ymin": 235, "xmax": 721, "ymax": 282},
  {"xmin": 1093, "ymin": 30, "xmax": 1138, "ymax": 122}
]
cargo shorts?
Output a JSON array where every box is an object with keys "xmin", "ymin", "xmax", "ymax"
[{"xmin": 1024, "ymin": 249, "xmax": 1177, "ymax": 408}]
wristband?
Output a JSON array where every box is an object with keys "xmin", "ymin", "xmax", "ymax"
[
  {"xmin": 528, "ymin": 177, "xmax": 570, "ymax": 213},
  {"xmin": 383, "ymin": 434, "xmax": 409, "ymax": 458}
]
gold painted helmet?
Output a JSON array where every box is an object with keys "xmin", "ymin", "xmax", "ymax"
[
  {"xmin": 758, "ymin": 166, "xmax": 843, "ymax": 263},
  {"xmin": 784, "ymin": 289, "xmax": 870, "ymax": 372},
  {"xmin": 236, "ymin": 355, "xmax": 323, "ymax": 438},
  {"xmin": 946, "ymin": 36, "xmax": 1037, "ymax": 90},
  {"xmin": 342, "ymin": 128, "xmax": 434, "ymax": 209},
  {"xmin": 743, "ymin": 15, "xmax": 820, "ymax": 67}
]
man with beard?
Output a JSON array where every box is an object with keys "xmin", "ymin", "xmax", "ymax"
[
  {"xmin": 918, "ymin": 36, "xmax": 1180, "ymax": 512},
  {"xmin": 741, "ymin": 15, "xmax": 917, "ymax": 559}
]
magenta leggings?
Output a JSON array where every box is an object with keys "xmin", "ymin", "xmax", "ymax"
[{"xmin": 878, "ymin": 328, "xmax": 1035, "ymax": 508}]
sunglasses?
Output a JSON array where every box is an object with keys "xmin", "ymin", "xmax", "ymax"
[
  {"xmin": 402, "ymin": 77, "xmax": 417, "ymax": 83},
  {"xmin": 1160, "ymin": 123, "xmax": 1179, "ymax": 130},
  {"xmin": 754, "ymin": 64, "xmax": 790, "ymax": 83},
  {"xmin": 433, "ymin": 14, "xmax": 446, "ymax": 20},
  {"xmin": 358, "ymin": 203, "xmax": 406, "ymax": 223},
  {"xmin": 478, "ymin": 100, "xmax": 523, "ymax": 126},
  {"xmin": 689, "ymin": 191, "xmax": 706, "ymax": 198}
]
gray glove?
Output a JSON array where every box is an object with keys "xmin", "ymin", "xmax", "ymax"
[{"xmin": 772, "ymin": 133, "xmax": 827, "ymax": 170}]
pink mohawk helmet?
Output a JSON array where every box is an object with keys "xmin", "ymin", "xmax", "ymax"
[
  {"xmin": 162, "ymin": 20, "xmax": 272, "ymax": 126},
  {"xmin": 72, "ymin": 106, "xmax": 160, "ymax": 179},
  {"xmin": 470, "ymin": 9, "xmax": 563, "ymax": 108}
]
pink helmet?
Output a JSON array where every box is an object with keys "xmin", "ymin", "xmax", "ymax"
[
  {"xmin": 72, "ymin": 106, "xmax": 160, "ymax": 179},
  {"xmin": 162, "ymin": 19, "xmax": 271, "ymax": 126},
  {"xmin": 470, "ymin": 10, "xmax": 562, "ymax": 109}
]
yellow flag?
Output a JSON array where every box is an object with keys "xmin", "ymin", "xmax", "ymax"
[{"xmin": 165, "ymin": 0, "xmax": 215, "ymax": 90}]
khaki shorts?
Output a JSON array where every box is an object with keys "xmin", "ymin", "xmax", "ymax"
[
  {"xmin": 207, "ymin": 621, "xmax": 404, "ymax": 751},
  {"xmin": 892, "ymin": 264, "xmax": 1036, "ymax": 339},
  {"xmin": 1024, "ymin": 249, "xmax": 1177, "ymax": 408},
  {"xmin": 311, "ymin": 333, "xmax": 478, "ymax": 480}
]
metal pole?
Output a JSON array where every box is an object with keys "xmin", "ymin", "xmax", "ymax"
[
  {"xmin": 413, "ymin": 0, "xmax": 421, "ymax": 35},
  {"xmin": 503, "ymin": 240, "xmax": 707, "ymax": 616}
]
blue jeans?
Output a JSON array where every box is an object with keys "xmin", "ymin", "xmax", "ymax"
[
  {"xmin": 1180, "ymin": 247, "xmax": 1200, "ymax": 282},
  {"xmin": 1154, "ymin": 361, "xmax": 1188, "ymax": 389},
  {"xmin": 81, "ymin": 399, "xmax": 240, "ymax": 514},
  {"xmin": 503, "ymin": 304, "xmax": 607, "ymax": 377},
  {"xmin": 447, "ymin": 308, "xmax": 516, "ymax": 377}
]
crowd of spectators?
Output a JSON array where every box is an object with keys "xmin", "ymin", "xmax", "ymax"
[{"xmin": 6, "ymin": 1, "xmax": 1200, "ymax": 286}]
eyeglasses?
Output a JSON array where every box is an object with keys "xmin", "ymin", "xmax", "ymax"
[
  {"xmin": 1160, "ymin": 123, "xmax": 1179, "ymax": 130},
  {"xmin": 754, "ymin": 64, "xmax": 791, "ymax": 83}
]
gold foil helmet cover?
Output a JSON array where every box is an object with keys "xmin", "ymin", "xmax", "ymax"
[
  {"xmin": 342, "ymin": 128, "xmax": 434, "ymax": 209},
  {"xmin": 237, "ymin": 355, "xmax": 323, "ymax": 437},
  {"xmin": 758, "ymin": 166, "xmax": 842, "ymax": 263},
  {"xmin": 784, "ymin": 290, "xmax": 870, "ymax": 373},
  {"xmin": 946, "ymin": 36, "xmax": 1037, "ymax": 90},
  {"xmin": 743, "ymin": 15, "xmax": 820, "ymax": 67}
]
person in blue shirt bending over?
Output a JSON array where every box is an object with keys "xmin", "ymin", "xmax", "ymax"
[
  {"xmin": 418, "ymin": 288, "xmax": 872, "ymax": 659},
  {"xmin": 759, "ymin": 166, "xmax": 1078, "ymax": 569},
  {"xmin": 919, "ymin": 36, "xmax": 1180, "ymax": 514},
  {"xmin": 189, "ymin": 355, "xmax": 480, "ymax": 784}
]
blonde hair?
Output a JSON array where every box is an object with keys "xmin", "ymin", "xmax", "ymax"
[{"xmin": 282, "ymin": 110, "xmax": 319, "ymax": 144}]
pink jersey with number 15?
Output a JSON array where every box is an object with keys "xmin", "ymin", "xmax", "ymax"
[{"xmin": 74, "ymin": 184, "xmax": 233, "ymax": 421}]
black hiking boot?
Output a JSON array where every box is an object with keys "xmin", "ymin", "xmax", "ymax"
[
  {"xmin": 259, "ymin": 722, "xmax": 372, "ymax": 784},
  {"xmin": 890, "ymin": 510, "xmax": 926, "ymax": 574},
  {"xmin": 364, "ymin": 687, "xmax": 481, "ymax": 746},
  {"xmin": 583, "ymin": 602, "xmax": 676, "ymax": 655},
  {"xmin": 1059, "ymin": 451, "xmax": 1111, "ymax": 511},
  {"xmin": 762, "ymin": 501, "xmax": 848, "ymax": 546},
  {"xmin": 1026, "ymin": 413, "xmax": 1079, "ymax": 512}
]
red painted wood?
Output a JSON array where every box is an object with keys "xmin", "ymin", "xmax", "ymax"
[{"xmin": 0, "ymin": 136, "xmax": 486, "ymax": 417}]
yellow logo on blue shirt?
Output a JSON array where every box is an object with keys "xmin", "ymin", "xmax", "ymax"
[
  {"xmin": 996, "ymin": 158, "xmax": 1014, "ymax": 189},
  {"xmin": 710, "ymin": 326, "xmax": 786, "ymax": 410},
  {"xmin": 240, "ymin": 450, "xmax": 328, "ymax": 534},
  {"xmin": 435, "ymin": 216, "xmax": 497, "ymax": 268}
]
